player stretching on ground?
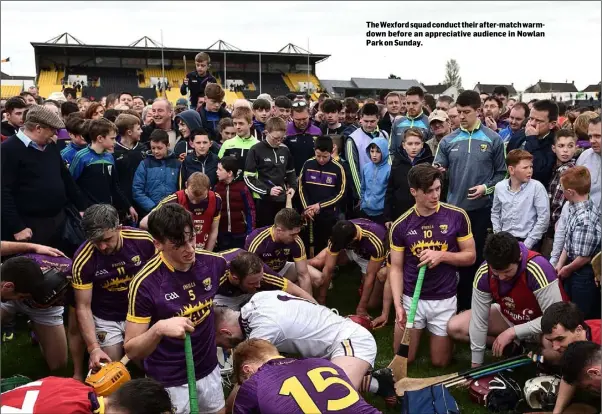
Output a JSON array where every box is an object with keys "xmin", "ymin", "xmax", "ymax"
[
  {"xmin": 72, "ymin": 204, "xmax": 156, "ymax": 368},
  {"xmin": 216, "ymin": 248, "xmax": 316, "ymax": 309},
  {"xmin": 310, "ymin": 218, "xmax": 386, "ymax": 314},
  {"xmin": 0, "ymin": 377, "xmax": 172, "ymax": 414},
  {"xmin": 125, "ymin": 203, "xmax": 228, "ymax": 414},
  {"xmin": 389, "ymin": 164, "xmax": 475, "ymax": 367},
  {"xmin": 232, "ymin": 338, "xmax": 381, "ymax": 413},
  {"xmin": 245, "ymin": 208, "xmax": 323, "ymax": 295},
  {"xmin": 447, "ymin": 232, "xmax": 567, "ymax": 367}
]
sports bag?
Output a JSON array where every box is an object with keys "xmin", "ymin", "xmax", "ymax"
[{"xmin": 402, "ymin": 384, "xmax": 460, "ymax": 414}]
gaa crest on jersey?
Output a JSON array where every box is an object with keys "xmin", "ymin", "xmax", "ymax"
[
  {"xmin": 480, "ymin": 144, "xmax": 488, "ymax": 152},
  {"xmin": 502, "ymin": 296, "xmax": 515, "ymax": 310},
  {"xmin": 97, "ymin": 331, "xmax": 107, "ymax": 343},
  {"xmin": 203, "ymin": 277, "xmax": 212, "ymax": 291},
  {"xmin": 439, "ymin": 224, "xmax": 448, "ymax": 234}
]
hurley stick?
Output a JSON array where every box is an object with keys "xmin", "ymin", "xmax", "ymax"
[
  {"xmin": 185, "ymin": 332, "xmax": 199, "ymax": 414},
  {"xmin": 388, "ymin": 265, "xmax": 426, "ymax": 382},
  {"xmin": 309, "ymin": 219, "xmax": 315, "ymax": 258}
]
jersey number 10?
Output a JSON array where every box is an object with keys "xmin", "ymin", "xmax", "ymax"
[{"xmin": 279, "ymin": 367, "xmax": 359, "ymax": 412}]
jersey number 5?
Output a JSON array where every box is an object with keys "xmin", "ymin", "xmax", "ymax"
[{"xmin": 279, "ymin": 367, "xmax": 359, "ymax": 412}]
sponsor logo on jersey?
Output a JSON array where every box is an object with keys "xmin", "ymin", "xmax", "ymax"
[
  {"xmin": 95, "ymin": 269, "xmax": 109, "ymax": 276},
  {"xmin": 407, "ymin": 229, "xmax": 418, "ymax": 236},
  {"xmin": 165, "ymin": 292, "xmax": 180, "ymax": 301},
  {"xmin": 111, "ymin": 262, "xmax": 126, "ymax": 268},
  {"xmin": 502, "ymin": 296, "xmax": 515, "ymax": 310}
]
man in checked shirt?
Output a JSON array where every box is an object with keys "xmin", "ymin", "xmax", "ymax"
[{"xmin": 555, "ymin": 166, "xmax": 601, "ymax": 319}]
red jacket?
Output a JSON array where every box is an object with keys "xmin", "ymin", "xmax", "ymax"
[{"xmin": 214, "ymin": 180, "xmax": 256, "ymax": 235}]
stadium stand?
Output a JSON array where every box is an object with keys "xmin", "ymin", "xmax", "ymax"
[
  {"xmin": 285, "ymin": 72, "xmax": 322, "ymax": 93},
  {"xmin": 0, "ymin": 85, "xmax": 23, "ymax": 98}
]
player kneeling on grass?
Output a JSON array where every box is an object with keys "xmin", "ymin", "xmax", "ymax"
[
  {"xmin": 310, "ymin": 218, "xmax": 387, "ymax": 314},
  {"xmin": 215, "ymin": 248, "xmax": 316, "ymax": 310},
  {"xmin": 232, "ymin": 338, "xmax": 381, "ymax": 413},
  {"xmin": 389, "ymin": 164, "xmax": 476, "ymax": 368},
  {"xmin": 0, "ymin": 255, "xmax": 70, "ymax": 372},
  {"xmin": 0, "ymin": 376, "xmax": 172, "ymax": 414},
  {"xmin": 72, "ymin": 204, "xmax": 156, "ymax": 369},
  {"xmin": 540, "ymin": 302, "xmax": 601, "ymax": 413},
  {"xmin": 447, "ymin": 232, "xmax": 568, "ymax": 368}
]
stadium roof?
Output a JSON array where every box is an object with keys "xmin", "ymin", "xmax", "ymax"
[{"xmin": 350, "ymin": 77, "xmax": 424, "ymax": 90}]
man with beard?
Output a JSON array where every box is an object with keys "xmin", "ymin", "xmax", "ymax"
[
  {"xmin": 483, "ymin": 96, "xmax": 509, "ymax": 133},
  {"xmin": 390, "ymin": 86, "xmax": 431, "ymax": 159}
]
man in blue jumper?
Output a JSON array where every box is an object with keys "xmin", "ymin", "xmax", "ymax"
[{"xmin": 390, "ymin": 86, "xmax": 431, "ymax": 158}]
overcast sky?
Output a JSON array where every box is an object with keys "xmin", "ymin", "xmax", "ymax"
[{"xmin": 1, "ymin": 1, "xmax": 600, "ymax": 91}]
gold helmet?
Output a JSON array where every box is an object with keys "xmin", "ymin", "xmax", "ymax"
[{"xmin": 85, "ymin": 357, "xmax": 131, "ymax": 397}]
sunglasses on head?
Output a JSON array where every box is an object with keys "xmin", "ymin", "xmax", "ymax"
[{"xmin": 292, "ymin": 101, "xmax": 307, "ymax": 108}]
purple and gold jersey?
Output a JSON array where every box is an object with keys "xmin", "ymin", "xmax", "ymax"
[
  {"xmin": 217, "ymin": 248, "xmax": 288, "ymax": 297},
  {"xmin": 21, "ymin": 253, "xmax": 72, "ymax": 274},
  {"xmin": 390, "ymin": 203, "xmax": 472, "ymax": 300},
  {"xmin": 327, "ymin": 219, "xmax": 386, "ymax": 261},
  {"xmin": 127, "ymin": 250, "xmax": 227, "ymax": 388},
  {"xmin": 245, "ymin": 226, "xmax": 306, "ymax": 272},
  {"xmin": 71, "ymin": 228, "xmax": 156, "ymax": 321},
  {"xmin": 233, "ymin": 357, "xmax": 381, "ymax": 414}
]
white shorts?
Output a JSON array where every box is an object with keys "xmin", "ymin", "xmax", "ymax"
[
  {"xmin": 328, "ymin": 322, "xmax": 377, "ymax": 368},
  {"xmin": 346, "ymin": 250, "xmax": 369, "ymax": 274},
  {"xmin": 214, "ymin": 294, "xmax": 253, "ymax": 311},
  {"xmin": 166, "ymin": 365, "xmax": 225, "ymax": 414},
  {"xmin": 93, "ymin": 315, "xmax": 125, "ymax": 348},
  {"xmin": 402, "ymin": 294, "xmax": 457, "ymax": 337},
  {"xmin": 0, "ymin": 301, "xmax": 63, "ymax": 326},
  {"xmin": 277, "ymin": 261, "xmax": 296, "ymax": 278}
]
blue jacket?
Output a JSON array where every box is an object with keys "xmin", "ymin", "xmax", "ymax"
[
  {"xmin": 360, "ymin": 137, "xmax": 391, "ymax": 216},
  {"xmin": 132, "ymin": 151, "xmax": 181, "ymax": 214},
  {"xmin": 390, "ymin": 112, "xmax": 431, "ymax": 156},
  {"xmin": 180, "ymin": 151, "xmax": 219, "ymax": 189}
]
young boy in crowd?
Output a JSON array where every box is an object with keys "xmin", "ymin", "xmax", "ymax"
[
  {"xmin": 244, "ymin": 117, "xmax": 297, "ymax": 227},
  {"xmin": 61, "ymin": 113, "xmax": 89, "ymax": 168},
  {"xmin": 70, "ymin": 118, "xmax": 136, "ymax": 220},
  {"xmin": 132, "ymin": 129, "xmax": 180, "ymax": 216},
  {"xmin": 180, "ymin": 127, "xmax": 219, "ymax": 188},
  {"xmin": 113, "ymin": 113, "xmax": 147, "ymax": 211},
  {"xmin": 215, "ymin": 155, "xmax": 256, "ymax": 250},
  {"xmin": 219, "ymin": 106, "xmax": 259, "ymax": 178},
  {"xmin": 491, "ymin": 149, "xmax": 550, "ymax": 250},
  {"xmin": 252, "ymin": 98, "xmax": 271, "ymax": 138},
  {"xmin": 359, "ymin": 137, "xmax": 390, "ymax": 225},
  {"xmin": 180, "ymin": 52, "xmax": 217, "ymax": 109},
  {"xmin": 1, "ymin": 96, "xmax": 27, "ymax": 140},
  {"xmin": 174, "ymin": 109, "xmax": 203, "ymax": 158},
  {"xmin": 542, "ymin": 130, "xmax": 577, "ymax": 255},
  {"xmin": 217, "ymin": 117, "xmax": 236, "ymax": 146},
  {"xmin": 198, "ymin": 83, "xmax": 230, "ymax": 142},
  {"xmin": 556, "ymin": 166, "xmax": 601, "ymax": 319},
  {"xmin": 299, "ymin": 135, "xmax": 347, "ymax": 254},
  {"xmin": 384, "ymin": 128, "xmax": 434, "ymax": 227},
  {"xmin": 320, "ymin": 98, "xmax": 345, "ymax": 135},
  {"xmin": 273, "ymin": 95, "xmax": 292, "ymax": 122}
]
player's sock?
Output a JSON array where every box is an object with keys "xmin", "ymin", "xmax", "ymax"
[{"xmin": 359, "ymin": 373, "xmax": 379, "ymax": 393}]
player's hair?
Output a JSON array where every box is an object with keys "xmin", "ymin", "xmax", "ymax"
[
  {"xmin": 360, "ymin": 102, "xmax": 379, "ymax": 118},
  {"xmin": 147, "ymin": 203, "xmax": 194, "ymax": 247},
  {"xmin": 5, "ymin": 96, "xmax": 27, "ymax": 113},
  {"xmin": 0, "ymin": 256, "xmax": 44, "ymax": 294},
  {"xmin": 218, "ymin": 117, "xmax": 234, "ymax": 133},
  {"xmin": 150, "ymin": 129, "xmax": 169, "ymax": 146},
  {"xmin": 114, "ymin": 113, "xmax": 141, "ymax": 136},
  {"xmin": 252, "ymin": 98, "xmax": 271, "ymax": 111},
  {"xmin": 561, "ymin": 341, "xmax": 601, "ymax": 385},
  {"xmin": 561, "ymin": 166, "xmax": 591, "ymax": 195},
  {"xmin": 195, "ymin": 52, "xmax": 211, "ymax": 63},
  {"xmin": 541, "ymin": 302, "xmax": 586, "ymax": 335},
  {"xmin": 437, "ymin": 95, "xmax": 454, "ymax": 105},
  {"xmin": 65, "ymin": 113, "xmax": 89, "ymax": 137},
  {"xmin": 315, "ymin": 135, "xmax": 334, "ymax": 153},
  {"xmin": 405, "ymin": 86, "xmax": 424, "ymax": 99},
  {"xmin": 554, "ymin": 129, "xmax": 577, "ymax": 144},
  {"xmin": 218, "ymin": 156, "xmax": 238, "ymax": 175},
  {"xmin": 110, "ymin": 377, "xmax": 173, "ymax": 414},
  {"xmin": 484, "ymin": 96, "xmax": 503, "ymax": 110},
  {"xmin": 483, "ymin": 232, "xmax": 521, "ymax": 270},
  {"xmin": 407, "ymin": 164, "xmax": 443, "ymax": 193},
  {"xmin": 205, "ymin": 83, "xmax": 225, "ymax": 102},
  {"xmin": 88, "ymin": 118, "xmax": 117, "ymax": 142},
  {"xmin": 329, "ymin": 220, "xmax": 358, "ymax": 252},
  {"xmin": 456, "ymin": 90, "xmax": 482, "ymax": 110},
  {"xmin": 492, "ymin": 86, "xmax": 510, "ymax": 98},
  {"xmin": 82, "ymin": 204, "xmax": 120, "ymax": 241},
  {"xmin": 230, "ymin": 252, "xmax": 264, "ymax": 281},
  {"xmin": 61, "ymin": 101, "xmax": 80, "ymax": 118},
  {"xmin": 403, "ymin": 127, "xmax": 424, "ymax": 142},
  {"xmin": 321, "ymin": 98, "xmax": 342, "ymax": 114},
  {"xmin": 232, "ymin": 338, "xmax": 280, "ymax": 385},
  {"xmin": 232, "ymin": 107, "xmax": 253, "ymax": 124},
  {"xmin": 274, "ymin": 208, "xmax": 303, "ymax": 230},
  {"xmin": 274, "ymin": 95, "xmax": 292, "ymax": 109},
  {"xmin": 186, "ymin": 172, "xmax": 211, "ymax": 195},
  {"xmin": 213, "ymin": 305, "xmax": 239, "ymax": 329},
  {"xmin": 266, "ymin": 116, "xmax": 286, "ymax": 133},
  {"xmin": 532, "ymin": 99, "xmax": 559, "ymax": 122},
  {"xmin": 505, "ymin": 149, "xmax": 533, "ymax": 168}
]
